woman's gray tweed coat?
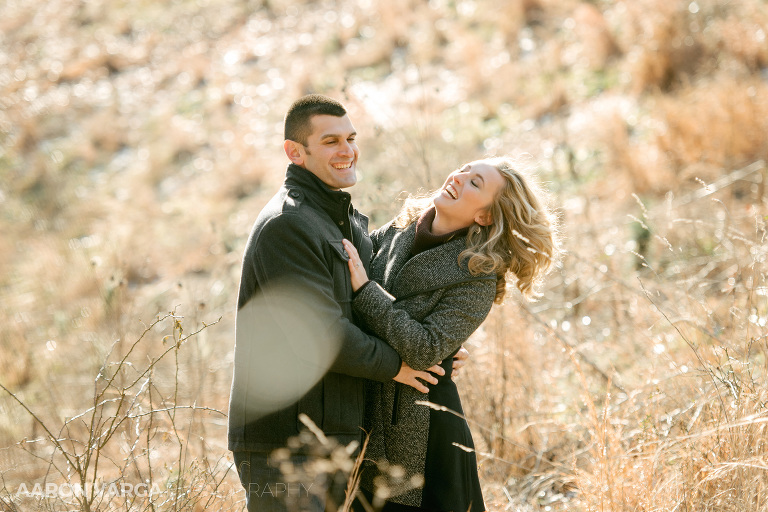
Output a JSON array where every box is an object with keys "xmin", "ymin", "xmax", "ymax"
[{"xmin": 353, "ymin": 219, "xmax": 496, "ymax": 506}]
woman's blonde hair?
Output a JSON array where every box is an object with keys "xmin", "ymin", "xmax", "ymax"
[{"xmin": 394, "ymin": 156, "xmax": 559, "ymax": 303}]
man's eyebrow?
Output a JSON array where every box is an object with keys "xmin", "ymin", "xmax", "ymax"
[{"xmin": 320, "ymin": 131, "xmax": 357, "ymax": 140}]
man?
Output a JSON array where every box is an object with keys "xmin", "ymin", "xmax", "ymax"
[{"xmin": 228, "ymin": 94, "xmax": 442, "ymax": 512}]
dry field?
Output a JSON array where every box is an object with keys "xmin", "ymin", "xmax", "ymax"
[{"xmin": 1, "ymin": 0, "xmax": 767, "ymax": 510}]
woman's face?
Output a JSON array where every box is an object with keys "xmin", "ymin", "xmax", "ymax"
[{"xmin": 433, "ymin": 161, "xmax": 506, "ymax": 228}]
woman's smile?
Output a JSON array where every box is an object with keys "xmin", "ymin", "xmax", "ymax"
[{"xmin": 443, "ymin": 182, "xmax": 459, "ymax": 199}]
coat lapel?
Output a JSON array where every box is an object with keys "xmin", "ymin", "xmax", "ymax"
[
  {"xmin": 380, "ymin": 224, "xmax": 416, "ymax": 291},
  {"xmin": 389, "ymin": 231, "xmax": 493, "ymax": 299}
]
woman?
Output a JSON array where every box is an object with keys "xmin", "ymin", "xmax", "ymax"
[{"xmin": 344, "ymin": 156, "xmax": 558, "ymax": 511}]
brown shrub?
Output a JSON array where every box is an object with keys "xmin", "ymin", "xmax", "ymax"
[{"xmin": 654, "ymin": 77, "xmax": 768, "ymax": 176}]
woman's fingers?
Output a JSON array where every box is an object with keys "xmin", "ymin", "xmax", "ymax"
[
  {"xmin": 343, "ymin": 239, "xmax": 369, "ymax": 291},
  {"xmin": 454, "ymin": 346, "xmax": 470, "ymax": 363},
  {"xmin": 342, "ymin": 239, "xmax": 361, "ymax": 264},
  {"xmin": 452, "ymin": 346, "xmax": 470, "ymax": 378}
]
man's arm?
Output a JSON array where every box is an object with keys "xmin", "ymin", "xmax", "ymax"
[{"xmin": 247, "ymin": 214, "xmax": 437, "ymax": 384}]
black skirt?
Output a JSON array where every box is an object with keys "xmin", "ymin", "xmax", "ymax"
[
  {"xmin": 419, "ymin": 351, "xmax": 485, "ymax": 512},
  {"xmin": 356, "ymin": 353, "xmax": 486, "ymax": 512}
]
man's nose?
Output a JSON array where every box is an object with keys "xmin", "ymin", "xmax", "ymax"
[{"xmin": 338, "ymin": 141, "xmax": 354, "ymax": 157}]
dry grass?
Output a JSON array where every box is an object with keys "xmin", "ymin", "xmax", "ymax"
[
  {"xmin": 2, "ymin": 0, "xmax": 768, "ymax": 510},
  {"xmin": 456, "ymin": 162, "xmax": 768, "ymax": 510}
]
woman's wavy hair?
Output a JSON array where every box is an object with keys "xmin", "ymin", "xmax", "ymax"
[{"xmin": 394, "ymin": 156, "xmax": 560, "ymax": 303}]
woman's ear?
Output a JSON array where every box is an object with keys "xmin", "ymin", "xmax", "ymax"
[
  {"xmin": 475, "ymin": 210, "xmax": 493, "ymax": 226},
  {"xmin": 284, "ymin": 140, "xmax": 305, "ymax": 165}
]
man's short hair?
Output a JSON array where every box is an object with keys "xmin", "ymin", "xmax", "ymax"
[{"xmin": 284, "ymin": 94, "xmax": 347, "ymax": 145}]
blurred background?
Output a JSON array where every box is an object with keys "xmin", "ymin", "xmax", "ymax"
[{"xmin": 1, "ymin": 0, "xmax": 767, "ymax": 510}]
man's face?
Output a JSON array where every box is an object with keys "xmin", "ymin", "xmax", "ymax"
[{"xmin": 295, "ymin": 114, "xmax": 359, "ymax": 190}]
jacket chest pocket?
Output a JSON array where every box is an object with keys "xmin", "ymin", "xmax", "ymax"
[{"xmin": 326, "ymin": 240, "xmax": 353, "ymax": 317}]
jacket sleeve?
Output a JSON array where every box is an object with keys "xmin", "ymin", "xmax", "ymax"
[
  {"xmin": 246, "ymin": 213, "xmax": 402, "ymax": 382},
  {"xmin": 351, "ymin": 279, "xmax": 495, "ymax": 371}
]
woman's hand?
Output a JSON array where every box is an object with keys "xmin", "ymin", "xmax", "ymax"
[
  {"xmin": 342, "ymin": 239, "xmax": 369, "ymax": 292},
  {"xmin": 452, "ymin": 346, "xmax": 470, "ymax": 380}
]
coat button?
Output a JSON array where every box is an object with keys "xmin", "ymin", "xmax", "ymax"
[
  {"xmin": 289, "ymin": 190, "xmax": 300, "ymax": 198},
  {"xmin": 338, "ymin": 221, "xmax": 344, "ymax": 226}
]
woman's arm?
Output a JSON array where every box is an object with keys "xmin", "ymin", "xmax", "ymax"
[
  {"xmin": 354, "ymin": 279, "xmax": 495, "ymax": 371},
  {"xmin": 342, "ymin": 240, "xmax": 495, "ymax": 371}
]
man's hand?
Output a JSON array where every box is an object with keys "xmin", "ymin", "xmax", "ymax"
[
  {"xmin": 452, "ymin": 346, "xmax": 470, "ymax": 380},
  {"xmin": 394, "ymin": 362, "xmax": 445, "ymax": 393}
]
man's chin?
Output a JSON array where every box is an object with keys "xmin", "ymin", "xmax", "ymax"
[{"xmin": 335, "ymin": 170, "xmax": 357, "ymax": 188}]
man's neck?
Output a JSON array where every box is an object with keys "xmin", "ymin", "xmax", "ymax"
[{"xmin": 291, "ymin": 163, "xmax": 343, "ymax": 191}]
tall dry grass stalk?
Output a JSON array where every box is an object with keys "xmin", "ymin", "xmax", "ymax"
[{"xmin": 0, "ymin": 312, "xmax": 242, "ymax": 512}]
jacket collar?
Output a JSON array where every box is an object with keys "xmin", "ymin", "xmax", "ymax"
[
  {"xmin": 284, "ymin": 163, "xmax": 352, "ymax": 222},
  {"xmin": 384, "ymin": 222, "xmax": 494, "ymax": 300},
  {"xmin": 411, "ymin": 206, "xmax": 469, "ymax": 256}
]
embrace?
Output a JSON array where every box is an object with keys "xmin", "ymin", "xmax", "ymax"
[{"xmin": 228, "ymin": 94, "xmax": 558, "ymax": 512}]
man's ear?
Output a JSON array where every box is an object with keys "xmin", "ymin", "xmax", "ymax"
[
  {"xmin": 475, "ymin": 209, "xmax": 493, "ymax": 226},
  {"xmin": 284, "ymin": 140, "xmax": 304, "ymax": 165}
]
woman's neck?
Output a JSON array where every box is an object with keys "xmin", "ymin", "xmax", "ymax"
[{"xmin": 431, "ymin": 210, "xmax": 466, "ymax": 236}]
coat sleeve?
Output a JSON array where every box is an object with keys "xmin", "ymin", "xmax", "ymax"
[
  {"xmin": 351, "ymin": 278, "xmax": 495, "ymax": 371},
  {"xmin": 245, "ymin": 213, "xmax": 402, "ymax": 382}
]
